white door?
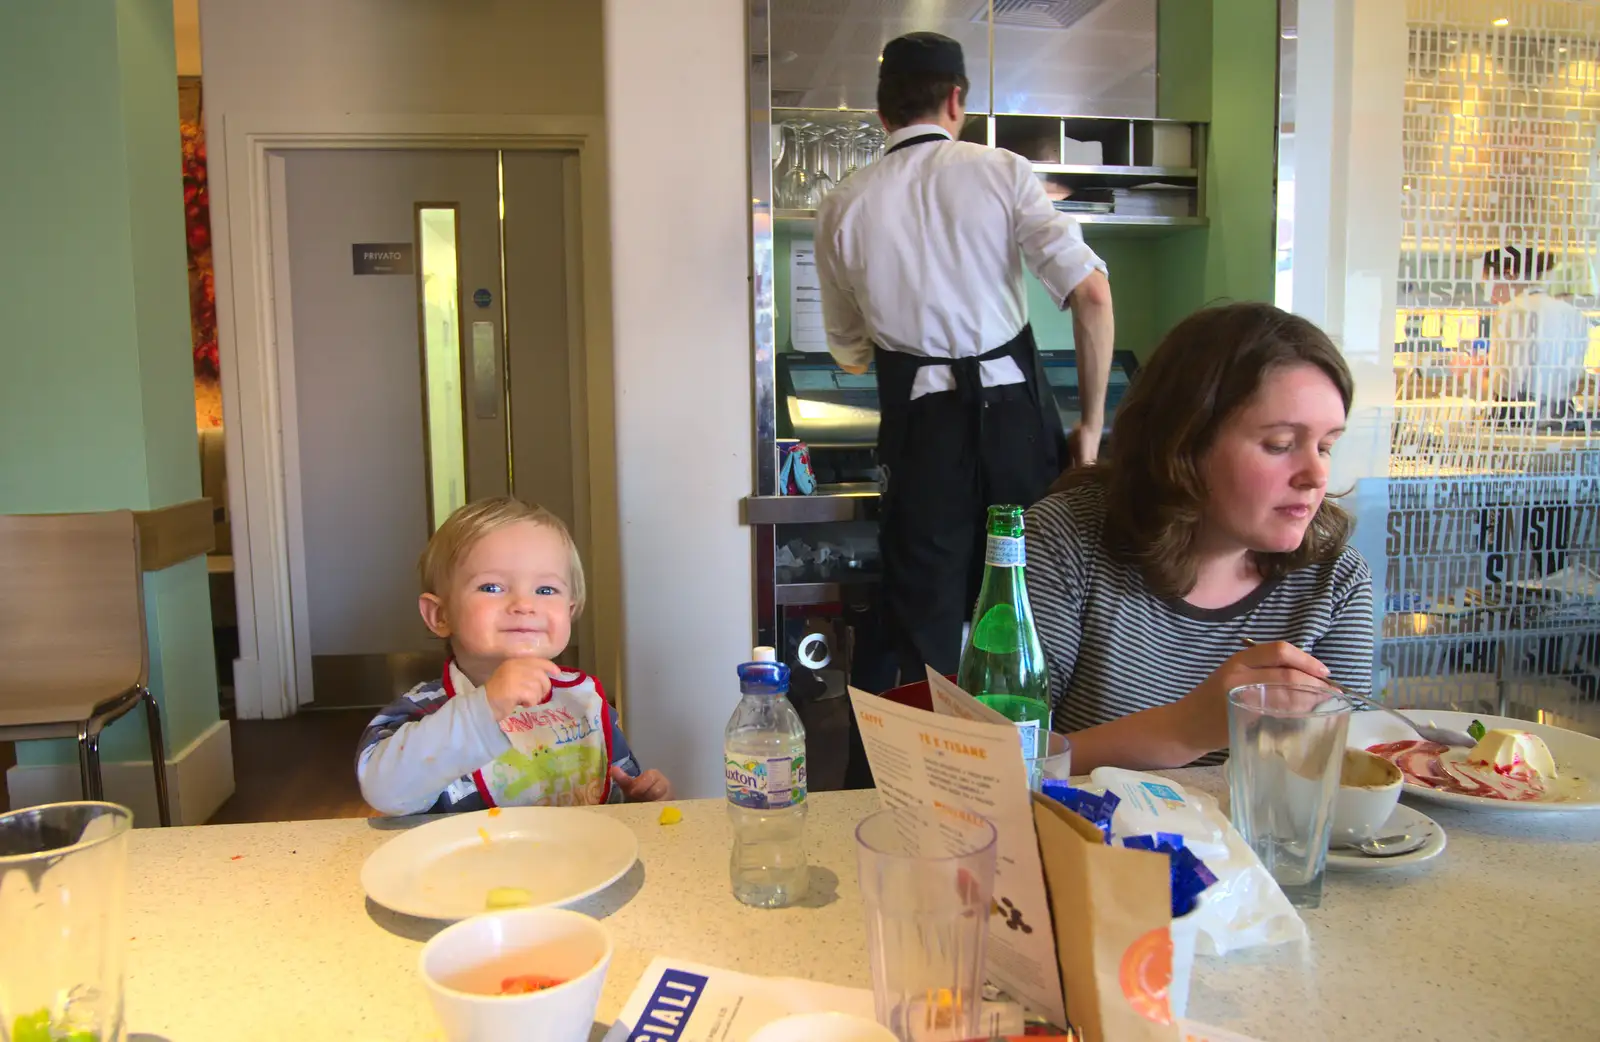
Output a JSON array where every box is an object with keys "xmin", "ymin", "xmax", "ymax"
[{"xmin": 276, "ymin": 148, "xmax": 582, "ymax": 708}]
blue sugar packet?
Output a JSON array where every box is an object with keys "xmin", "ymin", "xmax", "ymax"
[
  {"xmin": 1040, "ymin": 780, "xmax": 1121, "ymax": 844},
  {"xmin": 1121, "ymin": 833, "xmax": 1220, "ymax": 918}
]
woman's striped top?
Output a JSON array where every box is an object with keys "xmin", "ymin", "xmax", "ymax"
[{"xmin": 1024, "ymin": 483, "xmax": 1375, "ymax": 753}]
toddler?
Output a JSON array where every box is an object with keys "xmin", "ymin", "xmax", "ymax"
[{"xmin": 357, "ymin": 497, "xmax": 671, "ymax": 814}]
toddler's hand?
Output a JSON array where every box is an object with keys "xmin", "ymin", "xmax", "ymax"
[
  {"xmin": 610, "ymin": 766, "xmax": 673, "ymax": 802},
  {"xmin": 484, "ymin": 658, "xmax": 561, "ymax": 722}
]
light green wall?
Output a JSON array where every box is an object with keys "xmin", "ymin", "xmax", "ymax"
[
  {"xmin": 1155, "ymin": 0, "xmax": 1279, "ymax": 337},
  {"xmin": 1030, "ymin": 235, "xmax": 1165, "ymax": 359},
  {"xmin": 0, "ymin": 0, "xmax": 219, "ymax": 767}
]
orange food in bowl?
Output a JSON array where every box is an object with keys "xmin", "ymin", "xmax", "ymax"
[
  {"xmin": 499, "ymin": 974, "xmax": 566, "ymax": 995},
  {"xmin": 1118, "ymin": 926, "xmax": 1173, "ymax": 1025}
]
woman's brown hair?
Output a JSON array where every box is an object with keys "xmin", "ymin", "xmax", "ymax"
[{"xmin": 1062, "ymin": 301, "xmax": 1355, "ymax": 597}]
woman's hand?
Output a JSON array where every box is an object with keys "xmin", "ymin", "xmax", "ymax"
[{"xmin": 1176, "ymin": 641, "xmax": 1333, "ymax": 751}]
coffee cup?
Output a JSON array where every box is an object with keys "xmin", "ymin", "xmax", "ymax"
[{"xmin": 1330, "ymin": 748, "xmax": 1403, "ymax": 845}]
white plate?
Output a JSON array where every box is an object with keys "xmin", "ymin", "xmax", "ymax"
[
  {"xmin": 1325, "ymin": 804, "xmax": 1446, "ymax": 872},
  {"xmin": 1346, "ymin": 709, "xmax": 1600, "ymax": 814},
  {"xmin": 361, "ymin": 807, "xmax": 638, "ymax": 920}
]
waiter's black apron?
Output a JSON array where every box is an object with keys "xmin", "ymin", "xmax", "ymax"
[{"xmin": 869, "ymin": 132, "xmax": 1069, "ymax": 683}]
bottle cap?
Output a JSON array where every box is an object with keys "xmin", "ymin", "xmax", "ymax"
[
  {"xmin": 738, "ymin": 653, "xmax": 789, "ymax": 695},
  {"xmin": 753, "ymin": 646, "xmax": 778, "ymax": 662}
]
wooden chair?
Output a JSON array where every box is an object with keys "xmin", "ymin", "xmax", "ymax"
[{"xmin": 0, "ymin": 511, "xmax": 172, "ymax": 826}]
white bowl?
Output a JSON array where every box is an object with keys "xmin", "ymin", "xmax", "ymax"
[
  {"xmin": 420, "ymin": 907, "xmax": 613, "ymax": 1042},
  {"xmin": 1330, "ymin": 748, "xmax": 1403, "ymax": 844},
  {"xmin": 749, "ymin": 1012, "xmax": 899, "ymax": 1042}
]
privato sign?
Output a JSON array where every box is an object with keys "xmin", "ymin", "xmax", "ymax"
[{"xmin": 351, "ymin": 243, "xmax": 415, "ymax": 275}]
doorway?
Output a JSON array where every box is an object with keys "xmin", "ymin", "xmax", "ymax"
[{"xmin": 273, "ymin": 148, "xmax": 587, "ymax": 709}]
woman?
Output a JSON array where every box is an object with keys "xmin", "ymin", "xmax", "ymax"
[{"xmin": 1027, "ymin": 301, "xmax": 1373, "ymax": 772}]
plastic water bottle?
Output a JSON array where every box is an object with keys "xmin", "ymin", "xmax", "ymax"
[{"xmin": 724, "ymin": 647, "xmax": 809, "ymax": 908}]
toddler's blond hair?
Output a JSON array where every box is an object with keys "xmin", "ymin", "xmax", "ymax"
[{"xmin": 419, "ymin": 497, "xmax": 586, "ymax": 616}]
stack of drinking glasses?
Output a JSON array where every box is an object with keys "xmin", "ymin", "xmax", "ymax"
[{"xmin": 774, "ymin": 114, "xmax": 887, "ymax": 210}]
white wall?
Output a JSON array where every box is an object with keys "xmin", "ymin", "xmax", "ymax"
[
  {"xmin": 1294, "ymin": 0, "xmax": 1404, "ymax": 494},
  {"xmin": 1291, "ymin": 0, "xmax": 1406, "ymax": 684},
  {"xmin": 603, "ymin": 0, "xmax": 755, "ymax": 798}
]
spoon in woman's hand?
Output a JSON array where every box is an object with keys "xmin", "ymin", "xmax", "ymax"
[{"xmin": 1239, "ymin": 638, "xmax": 1475, "ymax": 748}]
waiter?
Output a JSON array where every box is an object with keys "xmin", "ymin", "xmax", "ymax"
[
  {"xmin": 815, "ymin": 31, "xmax": 1115, "ymax": 689},
  {"xmin": 1487, "ymin": 257, "xmax": 1596, "ymax": 424}
]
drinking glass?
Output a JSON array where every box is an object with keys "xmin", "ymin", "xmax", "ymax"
[
  {"xmin": 796, "ymin": 122, "xmax": 835, "ymax": 207},
  {"xmin": 855, "ymin": 805, "xmax": 997, "ymax": 1042},
  {"xmin": 837, "ymin": 118, "xmax": 879, "ymax": 181},
  {"xmin": 774, "ymin": 119, "xmax": 814, "ymax": 210},
  {"xmin": 1, "ymin": 802, "xmax": 134, "ymax": 1042},
  {"xmin": 1024, "ymin": 737, "xmax": 1072, "ymax": 792},
  {"xmin": 1226, "ymin": 684, "xmax": 1353, "ymax": 909},
  {"xmin": 819, "ymin": 120, "xmax": 851, "ymax": 185}
]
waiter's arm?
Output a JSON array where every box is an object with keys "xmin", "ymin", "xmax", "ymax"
[
  {"xmin": 1011, "ymin": 159, "xmax": 1114, "ymax": 464},
  {"xmin": 813, "ymin": 206, "xmax": 872, "ymax": 375},
  {"xmin": 1068, "ymin": 272, "xmax": 1114, "ymax": 461}
]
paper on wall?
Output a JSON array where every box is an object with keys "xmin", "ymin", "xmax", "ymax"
[{"xmin": 788, "ymin": 238, "xmax": 829, "ymax": 353}]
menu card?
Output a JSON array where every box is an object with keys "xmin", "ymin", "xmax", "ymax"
[
  {"xmin": 602, "ymin": 957, "xmax": 1260, "ymax": 1042},
  {"xmin": 601, "ymin": 956, "xmax": 1025, "ymax": 1042},
  {"xmin": 848, "ymin": 675, "xmax": 1068, "ymax": 1027}
]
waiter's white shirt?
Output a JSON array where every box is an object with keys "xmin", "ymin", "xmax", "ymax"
[
  {"xmin": 1489, "ymin": 290, "xmax": 1593, "ymax": 409},
  {"xmin": 813, "ymin": 124, "xmax": 1106, "ymax": 400}
]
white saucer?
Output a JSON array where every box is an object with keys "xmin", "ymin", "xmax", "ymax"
[{"xmin": 1325, "ymin": 803, "xmax": 1446, "ymax": 872}]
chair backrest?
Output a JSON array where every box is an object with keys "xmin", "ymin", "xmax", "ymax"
[
  {"xmin": 879, "ymin": 678, "xmax": 935, "ymax": 712},
  {"xmin": 0, "ymin": 511, "xmax": 147, "ymax": 691}
]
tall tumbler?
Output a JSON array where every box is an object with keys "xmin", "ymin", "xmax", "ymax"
[
  {"xmin": 855, "ymin": 805, "xmax": 997, "ymax": 1042},
  {"xmin": 1226, "ymin": 684, "xmax": 1353, "ymax": 909},
  {"xmin": 1, "ymin": 802, "xmax": 134, "ymax": 1042}
]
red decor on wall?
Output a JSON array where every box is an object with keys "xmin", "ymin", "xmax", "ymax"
[{"xmin": 182, "ymin": 118, "xmax": 219, "ymax": 381}]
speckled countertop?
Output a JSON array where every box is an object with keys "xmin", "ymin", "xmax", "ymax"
[{"xmin": 121, "ymin": 771, "xmax": 1600, "ymax": 1041}]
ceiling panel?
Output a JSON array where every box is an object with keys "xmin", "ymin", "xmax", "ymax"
[{"xmin": 772, "ymin": 0, "xmax": 1156, "ymax": 116}]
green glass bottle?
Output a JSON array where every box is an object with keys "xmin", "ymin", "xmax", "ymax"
[{"xmin": 957, "ymin": 505, "xmax": 1052, "ymax": 759}]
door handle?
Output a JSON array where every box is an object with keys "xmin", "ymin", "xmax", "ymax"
[{"xmin": 471, "ymin": 320, "xmax": 498, "ymax": 419}]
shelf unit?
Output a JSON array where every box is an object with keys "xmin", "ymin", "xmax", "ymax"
[
  {"xmin": 751, "ymin": 62, "xmax": 1216, "ymax": 654},
  {"xmin": 776, "ymin": 209, "xmax": 1206, "ymax": 236},
  {"xmin": 772, "ymin": 107, "xmax": 1207, "ymax": 226}
]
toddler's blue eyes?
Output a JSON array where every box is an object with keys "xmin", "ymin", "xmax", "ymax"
[
  {"xmin": 537, "ymin": 586, "xmax": 560, "ymax": 596},
  {"xmin": 478, "ymin": 583, "xmax": 505, "ymax": 594}
]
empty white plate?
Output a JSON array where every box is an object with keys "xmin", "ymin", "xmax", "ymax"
[{"xmin": 362, "ymin": 807, "xmax": 638, "ymax": 920}]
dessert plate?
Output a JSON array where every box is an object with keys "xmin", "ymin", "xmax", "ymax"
[{"xmin": 1346, "ymin": 710, "xmax": 1600, "ymax": 813}]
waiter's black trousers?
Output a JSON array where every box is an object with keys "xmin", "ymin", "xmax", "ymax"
[{"xmin": 879, "ymin": 382, "xmax": 1058, "ymax": 683}]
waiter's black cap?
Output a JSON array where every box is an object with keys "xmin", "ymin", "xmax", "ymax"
[{"xmin": 879, "ymin": 32, "xmax": 966, "ymax": 79}]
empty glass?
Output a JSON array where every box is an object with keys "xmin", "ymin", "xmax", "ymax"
[
  {"xmin": 1024, "ymin": 737, "xmax": 1072, "ymax": 792},
  {"xmin": 855, "ymin": 805, "xmax": 997, "ymax": 1042},
  {"xmin": 1, "ymin": 802, "xmax": 134, "ymax": 1042},
  {"xmin": 1226, "ymin": 684, "xmax": 1353, "ymax": 909}
]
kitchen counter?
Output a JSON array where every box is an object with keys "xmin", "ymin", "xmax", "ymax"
[{"xmin": 121, "ymin": 773, "xmax": 1600, "ymax": 1041}]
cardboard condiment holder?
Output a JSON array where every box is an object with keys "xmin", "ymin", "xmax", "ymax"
[{"xmin": 1031, "ymin": 792, "xmax": 1180, "ymax": 1042}]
